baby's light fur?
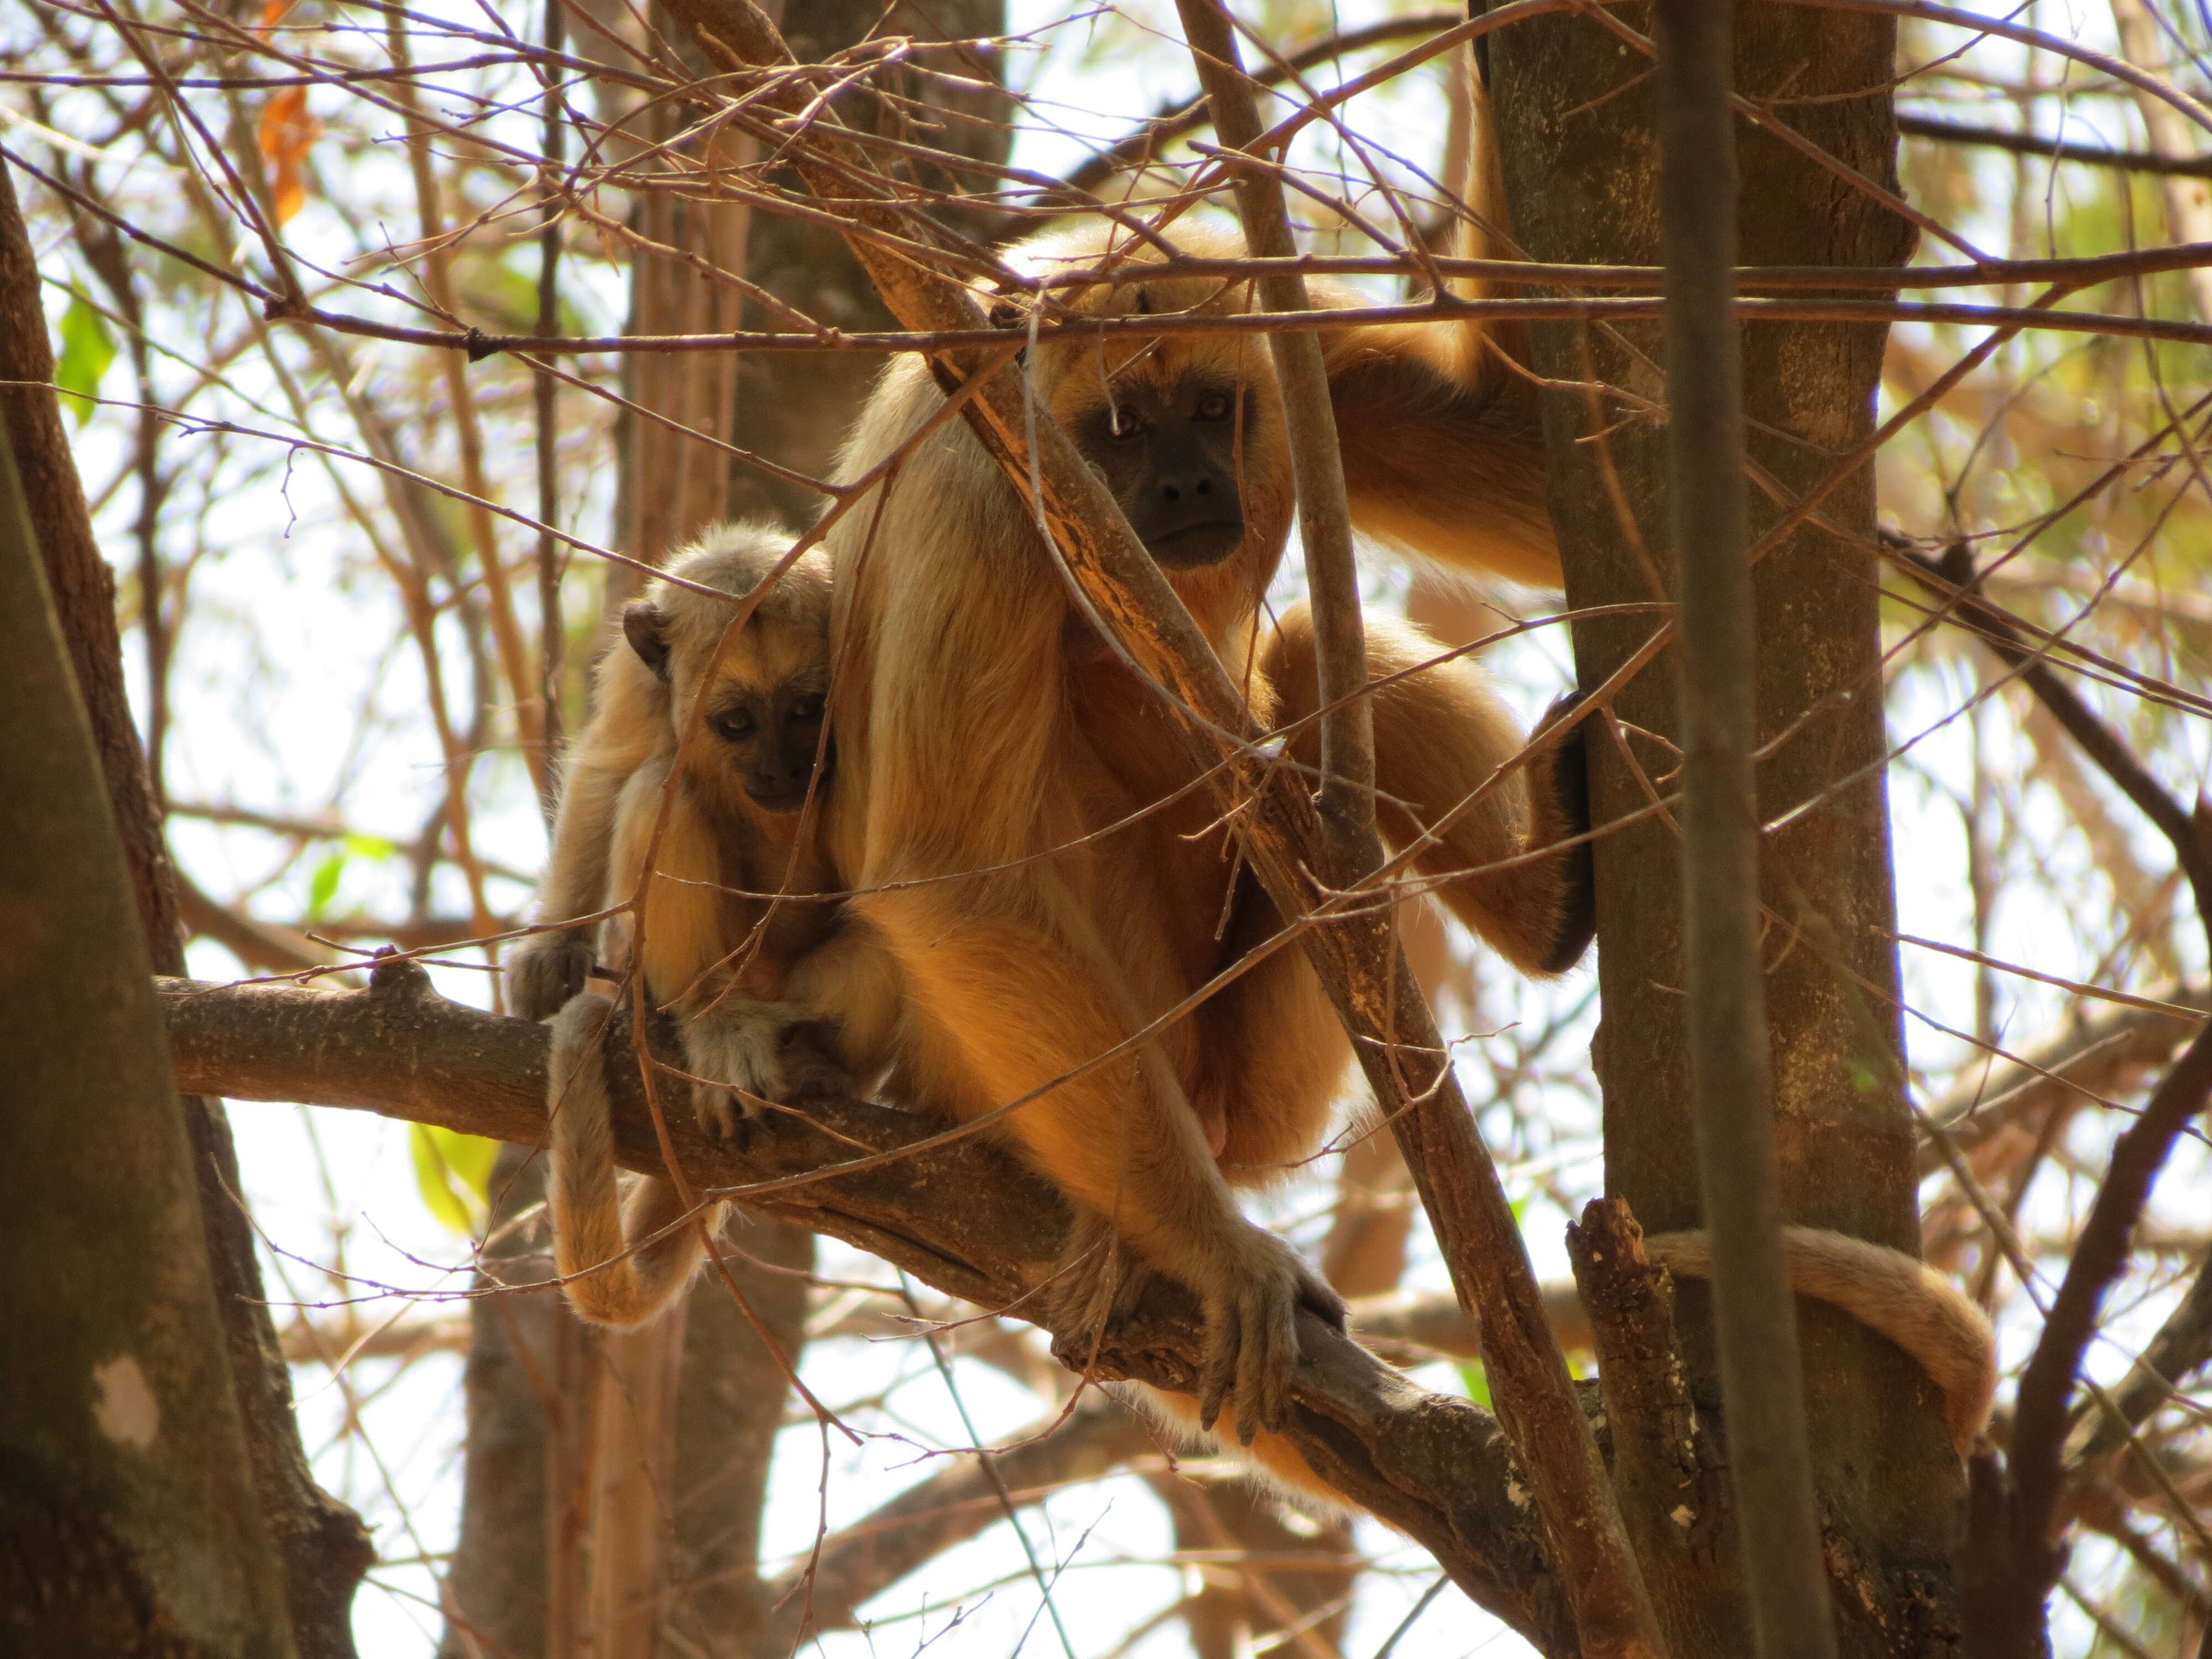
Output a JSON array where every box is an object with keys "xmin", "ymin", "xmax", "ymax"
[{"xmin": 512, "ymin": 522, "xmax": 871, "ymax": 1328}]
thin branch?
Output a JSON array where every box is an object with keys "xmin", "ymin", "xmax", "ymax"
[
  {"xmin": 1900, "ymin": 112, "xmax": 2212, "ymax": 180},
  {"xmin": 1658, "ymin": 1, "xmax": 1835, "ymax": 1652}
]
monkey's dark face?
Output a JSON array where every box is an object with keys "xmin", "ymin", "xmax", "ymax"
[
  {"xmin": 1079, "ymin": 376, "xmax": 1248, "ymax": 570},
  {"xmin": 703, "ymin": 673, "xmax": 832, "ymax": 814}
]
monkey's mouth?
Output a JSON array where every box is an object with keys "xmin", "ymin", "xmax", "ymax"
[
  {"xmin": 744, "ymin": 748, "xmax": 833, "ymax": 815},
  {"xmin": 746, "ymin": 780, "xmax": 817, "ymax": 814},
  {"xmin": 1144, "ymin": 518, "xmax": 1244, "ymax": 570}
]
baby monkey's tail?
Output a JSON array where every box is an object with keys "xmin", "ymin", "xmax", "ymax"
[{"xmin": 546, "ymin": 992, "xmax": 726, "ymax": 1328}]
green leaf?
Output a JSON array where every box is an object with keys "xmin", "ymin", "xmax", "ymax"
[
  {"xmin": 306, "ymin": 849, "xmax": 346, "ymax": 919},
  {"xmin": 55, "ymin": 294, "xmax": 116, "ymax": 427},
  {"xmin": 409, "ymin": 1123, "xmax": 498, "ymax": 1235},
  {"xmin": 342, "ymin": 832, "xmax": 397, "ymax": 860},
  {"xmin": 1459, "ymin": 1360, "xmax": 1492, "ymax": 1410}
]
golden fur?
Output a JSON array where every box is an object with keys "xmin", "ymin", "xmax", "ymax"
[
  {"xmin": 511, "ymin": 521, "xmax": 880, "ymax": 1327},
  {"xmin": 805, "ymin": 216, "xmax": 1582, "ymax": 1444}
]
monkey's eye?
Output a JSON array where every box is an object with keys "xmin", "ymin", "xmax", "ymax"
[
  {"xmin": 1105, "ymin": 405, "xmax": 1145, "ymax": 441},
  {"xmin": 710, "ymin": 709, "xmax": 755, "ymax": 740},
  {"xmin": 786, "ymin": 694, "xmax": 826, "ymax": 723},
  {"xmin": 1193, "ymin": 390, "xmax": 1234, "ymax": 421}
]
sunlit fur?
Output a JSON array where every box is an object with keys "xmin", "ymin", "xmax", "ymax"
[
  {"xmin": 510, "ymin": 522, "xmax": 891, "ymax": 1328},
  {"xmin": 794, "ymin": 208, "xmax": 1593, "ymax": 1473},
  {"xmin": 1647, "ymin": 1228, "xmax": 1997, "ymax": 1454}
]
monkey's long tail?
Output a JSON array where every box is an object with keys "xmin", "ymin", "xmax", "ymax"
[
  {"xmin": 547, "ymin": 991, "xmax": 724, "ymax": 1329},
  {"xmin": 1645, "ymin": 1225, "xmax": 1998, "ymax": 1453}
]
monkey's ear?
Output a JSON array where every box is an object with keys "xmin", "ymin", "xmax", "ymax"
[{"xmin": 622, "ymin": 600, "xmax": 671, "ymax": 681}]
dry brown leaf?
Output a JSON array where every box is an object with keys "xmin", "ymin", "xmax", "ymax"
[{"xmin": 258, "ymin": 85, "xmax": 320, "ymax": 227}]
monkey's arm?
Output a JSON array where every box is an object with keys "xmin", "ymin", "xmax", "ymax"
[
  {"xmin": 779, "ymin": 914, "xmax": 904, "ymax": 1084},
  {"xmin": 859, "ymin": 868, "xmax": 1344, "ymax": 1433},
  {"xmin": 606, "ymin": 765, "xmax": 805, "ymax": 1133},
  {"xmin": 1265, "ymin": 605, "xmax": 1593, "ymax": 975},
  {"xmin": 1316, "ymin": 309, "xmax": 1560, "ymax": 591},
  {"xmin": 511, "ymin": 659, "xmax": 673, "ymax": 1020}
]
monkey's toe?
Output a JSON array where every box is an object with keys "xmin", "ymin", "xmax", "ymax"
[{"xmin": 691, "ymin": 1082, "xmax": 751, "ymax": 1140}]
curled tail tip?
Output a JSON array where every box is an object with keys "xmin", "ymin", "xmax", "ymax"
[{"xmin": 1645, "ymin": 1225, "xmax": 1998, "ymax": 1454}]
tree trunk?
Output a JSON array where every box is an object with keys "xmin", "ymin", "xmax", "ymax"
[
  {"xmin": 439, "ymin": 1144, "xmax": 586, "ymax": 1659},
  {"xmin": 1486, "ymin": 8, "xmax": 1964, "ymax": 1650},
  {"xmin": 0, "ymin": 410, "xmax": 300, "ymax": 1658},
  {"xmin": 0, "ymin": 155, "xmax": 369, "ymax": 1657}
]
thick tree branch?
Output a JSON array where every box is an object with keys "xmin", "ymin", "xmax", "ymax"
[{"xmin": 156, "ymin": 967, "xmax": 1581, "ymax": 1652}]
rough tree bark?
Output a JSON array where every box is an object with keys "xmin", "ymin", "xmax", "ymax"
[
  {"xmin": 0, "ymin": 404, "xmax": 299, "ymax": 1657},
  {"xmin": 1486, "ymin": 6, "xmax": 1960, "ymax": 1650},
  {"xmin": 0, "ymin": 156, "xmax": 370, "ymax": 1657}
]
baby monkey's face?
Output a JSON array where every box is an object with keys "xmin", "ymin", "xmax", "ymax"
[{"xmin": 700, "ymin": 667, "xmax": 831, "ymax": 813}]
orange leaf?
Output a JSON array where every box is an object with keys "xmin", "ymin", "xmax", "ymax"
[{"xmin": 258, "ymin": 85, "xmax": 320, "ymax": 227}]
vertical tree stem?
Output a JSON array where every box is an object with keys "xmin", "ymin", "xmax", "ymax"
[
  {"xmin": 1171, "ymin": 0, "xmax": 1372, "ymax": 864},
  {"xmin": 1173, "ymin": 8, "xmax": 1660, "ymax": 1653},
  {"xmin": 1657, "ymin": 2, "xmax": 1835, "ymax": 1651},
  {"xmin": 535, "ymin": 0, "xmax": 567, "ymax": 821}
]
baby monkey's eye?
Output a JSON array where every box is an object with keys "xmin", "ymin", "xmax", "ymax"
[
  {"xmin": 1193, "ymin": 389, "xmax": 1234, "ymax": 421},
  {"xmin": 1106, "ymin": 405, "xmax": 1145, "ymax": 441},
  {"xmin": 786, "ymin": 694, "xmax": 826, "ymax": 723},
  {"xmin": 711, "ymin": 709, "xmax": 755, "ymax": 740}
]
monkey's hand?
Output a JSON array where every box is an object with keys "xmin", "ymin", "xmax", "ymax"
[
  {"xmin": 1050, "ymin": 1212, "xmax": 1345, "ymax": 1439},
  {"xmin": 1189, "ymin": 1222, "xmax": 1347, "ymax": 1439},
  {"xmin": 680, "ymin": 1000, "xmax": 841, "ymax": 1138},
  {"xmin": 509, "ymin": 929, "xmax": 597, "ymax": 1022}
]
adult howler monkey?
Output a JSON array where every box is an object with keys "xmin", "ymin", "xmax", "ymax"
[
  {"xmin": 510, "ymin": 523, "xmax": 893, "ymax": 1327},
  {"xmin": 811, "ymin": 221, "xmax": 1590, "ymax": 1453}
]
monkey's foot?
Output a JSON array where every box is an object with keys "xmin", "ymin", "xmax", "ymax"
[
  {"xmin": 682, "ymin": 1002, "xmax": 808, "ymax": 1138},
  {"xmin": 774, "ymin": 1022, "xmax": 853, "ymax": 1100},
  {"xmin": 1044, "ymin": 1212, "xmax": 1160, "ymax": 1360},
  {"xmin": 1045, "ymin": 1214, "xmax": 1345, "ymax": 1441},
  {"xmin": 1188, "ymin": 1224, "xmax": 1346, "ymax": 1441},
  {"xmin": 508, "ymin": 930, "xmax": 598, "ymax": 1024}
]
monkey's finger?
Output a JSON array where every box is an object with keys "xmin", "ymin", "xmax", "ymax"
[
  {"xmin": 1232, "ymin": 1290, "xmax": 1287, "ymax": 1442},
  {"xmin": 1197, "ymin": 1306, "xmax": 1238, "ymax": 1434},
  {"xmin": 1296, "ymin": 1265, "xmax": 1349, "ymax": 1331}
]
